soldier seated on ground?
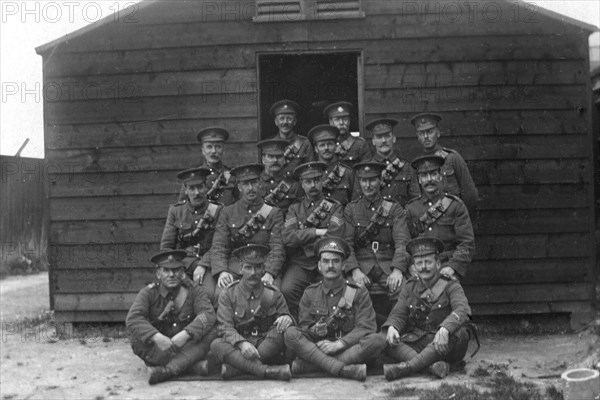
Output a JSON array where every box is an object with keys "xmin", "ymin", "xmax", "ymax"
[
  {"xmin": 210, "ymin": 244, "xmax": 293, "ymax": 381},
  {"xmin": 284, "ymin": 237, "xmax": 386, "ymax": 381},
  {"xmin": 381, "ymin": 237, "xmax": 472, "ymax": 381},
  {"xmin": 126, "ymin": 250, "xmax": 217, "ymax": 385}
]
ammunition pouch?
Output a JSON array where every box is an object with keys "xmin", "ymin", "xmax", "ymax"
[
  {"xmin": 264, "ymin": 180, "xmax": 291, "ymax": 206},
  {"xmin": 206, "ymin": 172, "xmax": 227, "ymax": 202},
  {"xmin": 408, "ymin": 297, "xmax": 432, "ymax": 325},
  {"xmin": 381, "ymin": 158, "xmax": 404, "ymax": 186},
  {"xmin": 283, "ymin": 142, "xmax": 300, "ymax": 163},
  {"xmin": 305, "ymin": 199, "xmax": 334, "ymax": 227}
]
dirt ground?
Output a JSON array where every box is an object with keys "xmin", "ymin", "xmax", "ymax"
[{"xmin": 1, "ymin": 273, "xmax": 599, "ymax": 400}]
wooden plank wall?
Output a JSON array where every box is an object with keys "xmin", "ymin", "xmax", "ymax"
[
  {"xmin": 0, "ymin": 156, "xmax": 49, "ymax": 277},
  {"xmin": 40, "ymin": 0, "xmax": 595, "ymax": 321}
]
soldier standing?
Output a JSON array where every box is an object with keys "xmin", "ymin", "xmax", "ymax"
[
  {"xmin": 323, "ymin": 101, "xmax": 372, "ymax": 168},
  {"xmin": 161, "ymin": 167, "xmax": 222, "ymax": 299},
  {"xmin": 405, "ymin": 156, "xmax": 475, "ymax": 279},
  {"xmin": 363, "ymin": 118, "xmax": 420, "ymax": 206},
  {"xmin": 210, "ymin": 244, "xmax": 293, "ymax": 381},
  {"xmin": 178, "ymin": 126, "xmax": 237, "ymax": 205},
  {"xmin": 266, "ymin": 99, "xmax": 314, "ymax": 179},
  {"xmin": 382, "ymin": 237, "xmax": 472, "ymax": 380},
  {"xmin": 410, "ymin": 113, "xmax": 478, "ymax": 213},
  {"xmin": 284, "ymin": 237, "xmax": 386, "ymax": 381},
  {"xmin": 257, "ymin": 138, "xmax": 303, "ymax": 216},
  {"xmin": 211, "ymin": 163, "xmax": 285, "ymax": 300},
  {"xmin": 344, "ymin": 162, "xmax": 411, "ymax": 325},
  {"xmin": 126, "ymin": 250, "xmax": 217, "ymax": 384},
  {"xmin": 307, "ymin": 124, "xmax": 354, "ymax": 206},
  {"xmin": 281, "ymin": 161, "xmax": 345, "ymax": 318}
]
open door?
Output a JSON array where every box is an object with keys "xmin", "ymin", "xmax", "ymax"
[{"xmin": 258, "ymin": 52, "xmax": 362, "ymax": 139}]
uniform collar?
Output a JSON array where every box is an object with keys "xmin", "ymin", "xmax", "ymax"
[
  {"xmin": 373, "ymin": 151, "xmax": 398, "ymax": 163},
  {"xmin": 158, "ymin": 283, "xmax": 183, "ymax": 299},
  {"xmin": 202, "ymin": 160, "xmax": 225, "ymax": 172},
  {"xmin": 303, "ymin": 193, "xmax": 324, "ymax": 207},
  {"xmin": 239, "ymin": 197, "xmax": 264, "ymax": 212},
  {"xmin": 186, "ymin": 199, "xmax": 208, "ymax": 213},
  {"xmin": 321, "ymin": 276, "xmax": 346, "ymax": 296},
  {"xmin": 239, "ymin": 279, "xmax": 264, "ymax": 299},
  {"xmin": 423, "ymin": 144, "xmax": 443, "ymax": 155},
  {"xmin": 361, "ymin": 193, "xmax": 383, "ymax": 208},
  {"xmin": 279, "ymin": 131, "xmax": 298, "ymax": 142},
  {"xmin": 421, "ymin": 189, "xmax": 443, "ymax": 203}
]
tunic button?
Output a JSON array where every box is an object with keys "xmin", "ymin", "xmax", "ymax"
[
  {"xmin": 173, "ymin": 323, "xmax": 177, "ymax": 326},
  {"xmin": 330, "ymin": 293, "xmax": 334, "ymax": 297},
  {"xmin": 332, "ymin": 306, "xmax": 337, "ymax": 310},
  {"xmin": 428, "ymin": 227, "xmax": 432, "ymax": 231},
  {"xmin": 251, "ymin": 309, "xmax": 254, "ymax": 313}
]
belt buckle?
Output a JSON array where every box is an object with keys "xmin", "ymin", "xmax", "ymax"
[
  {"xmin": 335, "ymin": 330, "xmax": 342, "ymax": 339},
  {"xmin": 251, "ymin": 328, "xmax": 259, "ymax": 337},
  {"xmin": 371, "ymin": 241, "xmax": 379, "ymax": 253}
]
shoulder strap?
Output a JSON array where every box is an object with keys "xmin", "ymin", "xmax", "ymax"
[
  {"xmin": 259, "ymin": 285, "xmax": 275, "ymax": 313},
  {"xmin": 173, "ymin": 286, "xmax": 189, "ymax": 312},
  {"xmin": 340, "ymin": 135, "xmax": 356, "ymax": 151},
  {"xmin": 223, "ymin": 170, "xmax": 232, "ymax": 183},
  {"xmin": 381, "ymin": 200, "xmax": 394, "ymax": 215},
  {"xmin": 206, "ymin": 202, "xmax": 220, "ymax": 218},
  {"xmin": 339, "ymin": 285, "xmax": 357, "ymax": 308},
  {"xmin": 257, "ymin": 203, "xmax": 274, "ymax": 219}
]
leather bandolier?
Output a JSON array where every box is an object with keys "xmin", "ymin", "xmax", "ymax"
[
  {"xmin": 409, "ymin": 196, "xmax": 454, "ymax": 237},
  {"xmin": 179, "ymin": 202, "xmax": 220, "ymax": 257},
  {"xmin": 310, "ymin": 285, "xmax": 357, "ymax": 341},
  {"xmin": 235, "ymin": 288, "xmax": 277, "ymax": 347},
  {"xmin": 233, "ymin": 204, "xmax": 273, "ymax": 248}
]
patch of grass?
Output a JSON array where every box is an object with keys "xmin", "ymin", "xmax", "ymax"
[
  {"xmin": 382, "ymin": 386, "xmax": 417, "ymax": 397},
  {"xmin": 383, "ymin": 370, "xmax": 564, "ymax": 400},
  {"xmin": 470, "ymin": 365, "xmax": 490, "ymax": 377},
  {"xmin": 0, "ymin": 254, "xmax": 48, "ymax": 280}
]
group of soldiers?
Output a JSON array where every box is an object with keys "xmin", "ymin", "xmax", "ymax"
[{"xmin": 126, "ymin": 99, "xmax": 478, "ymax": 384}]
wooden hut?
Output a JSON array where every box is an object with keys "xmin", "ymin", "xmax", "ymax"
[{"xmin": 36, "ymin": 0, "xmax": 598, "ymax": 325}]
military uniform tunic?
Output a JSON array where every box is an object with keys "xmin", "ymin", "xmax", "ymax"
[
  {"xmin": 298, "ymin": 279, "xmax": 376, "ymax": 346},
  {"xmin": 211, "ymin": 198, "xmax": 285, "ymax": 278},
  {"xmin": 357, "ymin": 152, "xmax": 420, "ymax": 206},
  {"xmin": 321, "ymin": 160, "xmax": 354, "ymax": 206},
  {"xmin": 258, "ymin": 171, "xmax": 303, "ymax": 216},
  {"xmin": 281, "ymin": 195, "xmax": 345, "ymax": 315},
  {"xmin": 160, "ymin": 199, "xmax": 223, "ymax": 274},
  {"xmin": 216, "ymin": 280, "xmax": 290, "ymax": 348},
  {"xmin": 405, "ymin": 192, "xmax": 474, "ymax": 277},
  {"xmin": 382, "ymin": 276, "xmax": 471, "ymax": 366},
  {"xmin": 335, "ymin": 134, "xmax": 372, "ymax": 168},
  {"xmin": 267, "ymin": 132, "xmax": 314, "ymax": 180},
  {"xmin": 423, "ymin": 144, "xmax": 478, "ymax": 212},
  {"xmin": 126, "ymin": 280, "xmax": 217, "ymax": 366},
  {"xmin": 344, "ymin": 195, "xmax": 411, "ymax": 294},
  {"xmin": 178, "ymin": 161, "xmax": 238, "ymax": 206}
]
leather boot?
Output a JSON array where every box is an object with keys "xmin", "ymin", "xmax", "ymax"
[
  {"xmin": 188, "ymin": 360, "xmax": 209, "ymax": 376},
  {"xmin": 221, "ymin": 363, "xmax": 244, "ymax": 380},
  {"xmin": 291, "ymin": 358, "xmax": 321, "ymax": 375},
  {"xmin": 338, "ymin": 364, "xmax": 367, "ymax": 381},
  {"xmin": 383, "ymin": 362, "xmax": 412, "ymax": 381},
  {"xmin": 264, "ymin": 365, "xmax": 292, "ymax": 381},
  {"xmin": 428, "ymin": 361, "xmax": 450, "ymax": 379},
  {"xmin": 147, "ymin": 366, "xmax": 175, "ymax": 385}
]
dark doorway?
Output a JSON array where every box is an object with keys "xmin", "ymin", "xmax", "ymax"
[{"xmin": 258, "ymin": 52, "xmax": 361, "ymax": 139}]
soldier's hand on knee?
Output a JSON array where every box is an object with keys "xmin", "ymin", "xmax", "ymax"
[
  {"xmin": 217, "ymin": 272, "xmax": 234, "ymax": 288},
  {"xmin": 386, "ymin": 269, "xmax": 404, "ymax": 292},
  {"xmin": 171, "ymin": 330, "xmax": 191, "ymax": 348},
  {"xmin": 152, "ymin": 333, "xmax": 177, "ymax": 355},
  {"xmin": 433, "ymin": 327, "xmax": 450, "ymax": 354},
  {"xmin": 440, "ymin": 267, "xmax": 455, "ymax": 280},
  {"xmin": 261, "ymin": 272, "xmax": 274, "ymax": 286},
  {"xmin": 351, "ymin": 269, "xmax": 370, "ymax": 287},
  {"xmin": 386, "ymin": 326, "xmax": 400, "ymax": 346},
  {"xmin": 238, "ymin": 341, "xmax": 260, "ymax": 360},
  {"xmin": 193, "ymin": 265, "xmax": 206, "ymax": 284},
  {"xmin": 274, "ymin": 315, "xmax": 293, "ymax": 333}
]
